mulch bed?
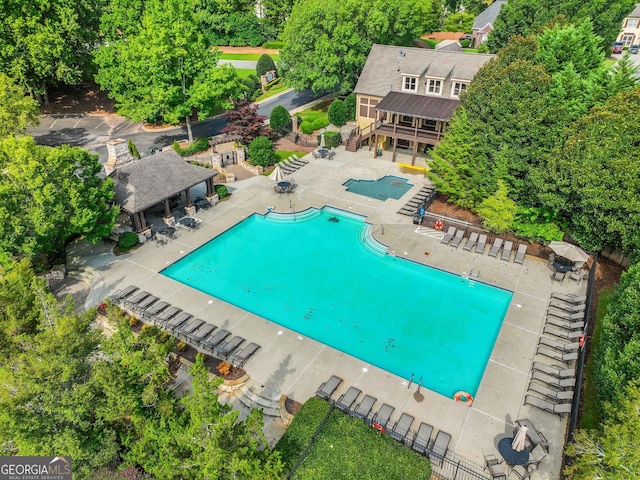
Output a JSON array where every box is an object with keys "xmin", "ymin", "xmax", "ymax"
[{"xmin": 285, "ymin": 397, "xmax": 302, "ymax": 416}]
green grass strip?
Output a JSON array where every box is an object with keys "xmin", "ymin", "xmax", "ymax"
[
  {"xmin": 220, "ymin": 53, "xmax": 281, "ymax": 61},
  {"xmin": 275, "ymin": 151, "xmax": 307, "ymax": 161},
  {"xmin": 255, "ymin": 83, "xmax": 291, "ymax": 102}
]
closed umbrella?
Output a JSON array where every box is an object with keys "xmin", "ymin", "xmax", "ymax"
[
  {"xmin": 269, "ymin": 165, "xmax": 284, "ymax": 182},
  {"xmin": 549, "ymin": 241, "xmax": 589, "ymax": 263},
  {"xmin": 512, "ymin": 425, "xmax": 528, "ymax": 452},
  {"xmin": 319, "ymin": 133, "xmax": 326, "ymax": 149}
]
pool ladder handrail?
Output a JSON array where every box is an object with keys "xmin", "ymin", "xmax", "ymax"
[{"xmin": 407, "ymin": 373, "xmax": 415, "ymax": 390}]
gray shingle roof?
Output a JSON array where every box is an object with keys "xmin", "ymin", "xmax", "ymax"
[
  {"xmin": 629, "ymin": 3, "xmax": 640, "ymax": 18},
  {"xmin": 354, "ymin": 44, "xmax": 494, "ymax": 98},
  {"xmin": 472, "ymin": 0, "xmax": 507, "ymax": 31},
  {"xmin": 111, "ymin": 149, "xmax": 217, "ymax": 214},
  {"xmin": 375, "ymin": 91, "xmax": 460, "ymax": 121}
]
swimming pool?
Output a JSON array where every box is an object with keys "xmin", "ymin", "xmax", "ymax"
[
  {"xmin": 343, "ymin": 175, "xmax": 413, "ymax": 200},
  {"xmin": 162, "ymin": 207, "xmax": 512, "ymax": 399}
]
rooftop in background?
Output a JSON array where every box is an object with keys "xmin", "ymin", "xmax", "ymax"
[{"xmin": 472, "ymin": 0, "xmax": 508, "ymax": 31}]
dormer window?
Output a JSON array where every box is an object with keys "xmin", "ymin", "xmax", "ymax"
[
  {"xmin": 452, "ymin": 82, "xmax": 468, "ymax": 97},
  {"xmin": 402, "ymin": 75, "xmax": 418, "ymax": 92},
  {"xmin": 426, "ymin": 78, "xmax": 442, "ymax": 95}
]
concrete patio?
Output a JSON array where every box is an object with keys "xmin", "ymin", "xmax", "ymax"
[{"xmin": 69, "ymin": 146, "xmax": 587, "ymax": 480}]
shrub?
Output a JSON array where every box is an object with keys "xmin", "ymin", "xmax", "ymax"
[
  {"xmin": 141, "ymin": 324, "xmax": 152, "ymax": 334},
  {"xmin": 460, "ymin": 39, "xmax": 471, "ymax": 48},
  {"xmin": 215, "ymin": 184, "xmax": 228, "ymax": 199},
  {"xmin": 248, "ymin": 136, "xmax": 277, "ymax": 167},
  {"xmin": 176, "ymin": 340, "xmax": 187, "ymax": 351},
  {"xmin": 241, "ymin": 77, "xmax": 256, "ymax": 92},
  {"xmin": 158, "ymin": 331, "xmax": 170, "ymax": 343},
  {"xmin": 319, "ymin": 131, "xmax": 342, "ymax": 148},
  {"xmin": 475, "ymin": 181, "xmax": 516, "ymax": 233},
  {"xmin": 344, "ymin": 93, "xmax": 356, "ymax": 121},
  {"xmin": 217, "ymin": 361, "xmax": 231, "ymax": 376},
  {"xmin": 116, "ymin": 231, "xmax": 138, "ymax": 253},
  {"xmin": 127, "ymin": 139, "xmax": 141, "ymax": 159},
  {"xmin": 270, "ymin": 105, "xmax": 292, "ymax": 134},
  {"xmin": 262, "ymin": 41, "xmax": 285, "ymax": 49},
  {"xmin": 311, "ymin": 116, "xmax": 329, "ymax": 131},
  {"xmin": 328, "ymin": 99, "xmax": 347, "ymax": 127},
  {"xmin": 256, "ymin": 54, "xmax": 276, "ymax": 76},
  {"xmin": 129, "ymin": 315, "xmax": 139, "ymax": 327},
  {"xmin": 511, "ymin": 206, "xmax": 564, "ymax": 242},
  {"xmin": 173, "ymin": 137, "xmax": 210, "ymax": 156},
  {"xmin": 299, "ymin": 120, "xmax": 314, "ymax": 134},
  {"xmin": 476, "ymin": 44, "xmax": 490, "ymax": 53},
  {"xmin": 196, "ymin": 352, "xmax": 207, "ymax": 362}
]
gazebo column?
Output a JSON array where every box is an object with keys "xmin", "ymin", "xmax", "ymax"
[
  {"xmin": 184, "ymin": 188, "xmax": 196, "ymax": 216},
  {"xmin": 163, "ymin": 199, "xmax": 175, "ymax": 226},
  {"xmin": 205, "ymin": 177, "xmax": 219, "ymax": 205},
  {"xmin": 392, "ymin": 137, "xmax": 398, "ymax": 163},
  {"xmin": 134, "ymin": 211, "xmax": 151, "ymax": 237},
  {"xmin": 131, "ymin": 213, "xmax": 142, "ymax": 232}
]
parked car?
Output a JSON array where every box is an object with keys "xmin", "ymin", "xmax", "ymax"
[
  {"xmin": 630, "ymin": 45, "xmax": 639, "ymax": 54},
  {"xmin": 612, "ymin": 42, "xmax": 624, "ymax": 54}
]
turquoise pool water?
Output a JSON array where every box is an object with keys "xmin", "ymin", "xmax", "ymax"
[
  {"xmin": 161, "ymin": 207, "xmax": 512, "ymax": 399},
  {"xmin": 343, "ymin": 175, "xmax": 413, "ymax": 200}
]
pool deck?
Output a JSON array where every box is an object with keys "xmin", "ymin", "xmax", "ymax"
[{"xmin": 71, "ymin": 146, "xmax": 586, "ymax": 479}]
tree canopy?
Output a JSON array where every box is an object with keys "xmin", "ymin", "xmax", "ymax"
[{"xmin": 0, "ymin": 74, "xmax": 40, "ymax": 138}]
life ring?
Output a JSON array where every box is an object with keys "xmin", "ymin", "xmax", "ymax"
[
  {"xmin": 372, "ymin": 423, "xmax": 385, "ymax": 433},
  {"xmin": 579, "ymin": 334, "xmax": 585, "ymax": 348},
  {"xmin": 434, "ymin": 220, "xmax": 444, "ymax": 231},
  {"xmin": 454, "ymin": 391, "xmax": 474, "ymax": 406}
]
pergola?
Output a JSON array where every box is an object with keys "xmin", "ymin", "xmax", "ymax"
[{"xmin": 110, "ymin": 149, "xmax": 217, "ymax": 233}]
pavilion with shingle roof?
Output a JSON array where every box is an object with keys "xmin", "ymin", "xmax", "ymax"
[{"xmin": 110, "ymin": 148, "xmax": 217, "ymax": 232}]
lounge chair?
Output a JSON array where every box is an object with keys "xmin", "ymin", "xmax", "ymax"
[
  {"xmin": 372, "ymin": 403, "xmax": 395, "ymax": 429},
  {"xmin": 229, "ymin": 342, "xmax": 260, "ymax": 367},
  {"xmin": 463, "ymin": 232, "xmax": 479, "ymax": 251},
  {"xmin": 501, "ymin": 241, "xmax": 513, "ymax": 261},
  {"xmin": 412, "ymin": 422, "xmax": 433, "ymax": 455},
  {"xmin": 511, "ymin": 465, "xmax": 535, "ymax": 480},
  {"xmin": 123, "ymin": 290, "xmax": 150, "ymax": 308},
  {"xmin": 316, "ymin": 375, "xmax": 343, "ymax": 401},
  {"xmin": 524, "ymin": 395, "xmax": 572, "ymax": 415},
  {"xmin": 429, "ymin": 430, "xmax": 451, "ymax": 466},
  {"xmin": 214, "ymin": 336, "xmax": 245, "ymax": 360},
  {"xmin": 529, "ymin": 444, "xmax": 548, "ymax": 467},
  {"xmin": 186, "ymin": 323, "xmax": 216, "ymax": 343},
  {"xmin": 450, "ymin": 229, "xmax": 465, "ymax": 248},
  {"xmin": 484, "ymin": 453, "xmax": 507, "ymax": 480},
  {"xmin": 532, "ymin": 361, "xmax": 575, "ymax": 379},
  {"xmin": 536, "ymin": 346, "xmax": 578, "ymax": 364},
  {"xmin": 475, "ymin": 234, "xmax": 487, "ymax": 254},
  {"xmin": 538, "ymin": 336, "xmax": 579, "ymax": 352},
  {"xmin": 515, "ymin": 419, "xmax": 549, "ymax": 448},
  {"xmin": 528, "ymin": 381, "xmax": 574, "ymax": 401},
  {"xmin": 167, "ymin": 312, "xmax": 196, "ymax": 332},
  {"xmin": 545, "ymin": 317, "xmax": 584, "ymax": 330},
  {"xmin": 155, "ymin": 306, "xmax": 182, "ymax": 323},
  {"xmin": 389, "ymin": 413, "xmax": 414, "ymax": 443},
  {"xmin": 531, "ymin": 370, "xmax": 575, "ymax": 389},
  {"xmin": 547, "ymin": 307, "xmax": 584, "ymax": 320},
  {"xmin": 550, "ymin": 293, "xmax": 587, "ymax": 304},
  {"xmin": 514, "ymin": 244, "xmax": 527, "ymax": 264},
  {"xmin": 352, "ymin": 394, "xmax": 376, "ymax": 419},
  {"xmin": 543, "ymin": 324, "xmax": 583, "ymax": 341},
  {"xmin": 132, "ymin": 295, "xmax": 159, "ymax": 312},
  {"xmin": 440, "ymin": 226, "xmax": 456, "ymax": 244},
  {"xmin": 109, "ymin": 285, "xmax": 138, "ymax": 303},
  {"xmin": 142, "ymin": 301, "xmax": 169, "ymax": 319},
  {"xmin": 488, "ymin": 238, "xmax": 503, "ymax": 258},
  {"xmin": 335, "ymin": 386, "xmax": 361, "ymax": 412},
  {"xmin": 548, "ymin": 300, "xmax": 586, "ymax": 312},
  {"xmin": 201, "ymin": 329, "xmax": 231, "ymax": 352}
]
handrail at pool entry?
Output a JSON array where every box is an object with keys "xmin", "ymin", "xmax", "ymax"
[{"xmin": 265, "ymin": 207, "xmax": 320, "ymax": 223}]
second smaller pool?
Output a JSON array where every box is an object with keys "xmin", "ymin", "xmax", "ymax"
[{"xmin": 344, "ymin": 175, "xmax": 413, "ymax": 200}]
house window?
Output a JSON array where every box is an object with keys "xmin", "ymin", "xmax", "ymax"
[
  {"xmin": 427, "ymin": 79, "xmax": 442, "ymax": 95},
  {"xmin": 403, "ymin": 76, "xmax": 417, "ymax": 92},
  {"xmin": 622, "ymin": 34, "xmax": 635, "ymax": 46},
  {"xmin": 452, "ymin": 82, "xmax": 468, "ymax": 97},
  {"xmin": 628, "ymin": 18, "xmax": 639, "ymax": 28},
  {"xmin": 358, "ymin": 97, "xmax": 379, "ymax": 119}
]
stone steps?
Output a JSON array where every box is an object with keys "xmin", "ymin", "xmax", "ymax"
[{"xmin": 238, "ymin": 381, "xmax": 282, "ymax": 418}]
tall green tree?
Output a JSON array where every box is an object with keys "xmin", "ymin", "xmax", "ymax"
[
  {"xmin": 0, "ymin": 74, "xmax": 40, "ymax": 138},
  {"xmin": 280, "ymin": 0, "xmax": 437, "ymax": 93},
  {"xmin": 442, "ymin": 12, "xmax": 475, "ymax": 33},
  {"xmin": 95, "ymin": 0, "xmax": 240, "ymax": 142},
  {"xmin": 261, "ymin": 0, "xmax": 296, "ymax": 32},
  {"xmin": 0, "ymin": 137, "xmax": 118, "ymax": 262}
]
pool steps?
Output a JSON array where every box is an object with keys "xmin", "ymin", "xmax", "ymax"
[{"xmin": 360, "ymin": 224, "xmax": 387, "ymax": 257}]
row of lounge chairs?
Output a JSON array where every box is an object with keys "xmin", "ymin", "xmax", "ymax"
[
  {"xmin": 278, "ymin": 155, "xmax": 308, "ymax": 176},
  {"xmin": 315, "ymin": 376, "xmax": 451, "ymax": 466},
  {"xmin": 108, "ymin": 285, "xmax": 261, "ymax": 367},
  {"xmin": 440, "ymin": 227, "xmax": 528, "ymax": 263}
]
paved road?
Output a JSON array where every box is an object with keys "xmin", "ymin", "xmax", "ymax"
[
  {"xmin": 28, "ymin": 88, "xmax": 324, "ymax": 162},
  {"xmin": 219, "ymin": 60, "xmax": 257, "ymax": 70}
]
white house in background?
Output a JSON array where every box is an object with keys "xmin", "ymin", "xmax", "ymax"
[
  {"xmin": 618, "ymin": 3, "xmax": 640, "ymax": 46},
  {"xmin": 471, "ymin": 0, "xmax": 507, "ymax": 45}
]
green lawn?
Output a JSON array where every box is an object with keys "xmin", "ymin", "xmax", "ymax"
[
  {"xmin": 603, "ymin": 59, "xmax": 617, "ymax": 69},
  {"xmin": 579, "ymin": 287, "xmax": 614, "ymax": 429},
  {"xmin": 220, "ymin": 53, "xmax": 280, "ymax": 62},
  {"xmin": 255, "ymin": 82, "xmax": 290, "ymax": 102},
  {"xmin": 276, "ymin": 398, "xmax": 431, "ymax": 480},
  {"xmin": 276, "ymin": 150, "xmax": 307, "ymax": 161},
  {"xmin": 235, "ymin": 69, "xmax": 257, "ymax": 79}
]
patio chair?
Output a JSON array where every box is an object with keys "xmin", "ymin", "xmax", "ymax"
[
  {"xmin": 352, "ymin": 394, "xmax": 376, "ymax": 419},
  {"xmin": 528, "ymin": 381, "xmax": 574, "ymax": 402},
  {"xmin": 315, "ymin": 375, "xmax": 343, "ymax": 401},
  {"xmin": 547, "ymin": 307, "xmax": 584, "ymax": 321},
  {"xmin": 528, "ymin": 444, "xmax": 548, "ymax": 467},
  {"xmin": 543, "ymin": 324, "xmax": 583, "ymax": 341},
  {"xmin": 514, "ymin": 243, "xmax": 528, "ymax": 264},
  {"xmin": 201, "ymin": 329, "xmax": 231, "ymax": 353},
  {"xmin": 483, "ymin": 453, "xmax": 507, "ymax": 480},
  {"xmin": 488, "ymin": 238, "xmax": 503, "ymax": 258},
  {"xmin": 429, "ymin": 430, "xmax": 451, "ymax": 466},
  {"xmin": 166, "ymin": 312, "xmax": 195, "ymax": 332},
  {"xmin": 531, "ymin": 370, "xmax": 576, "ymax": 389},
  {"xmin": 535, "ymin": 346, "xmax": 578, "ymax": 364},
  {"xmin": 229, "ymin": 342, "xmax": 261, "ymax": 367},
  {"xmin": 186, "ymin": 323, "xmax": 216, "ymax": 344},
  {"xmin": 463, "ymin": 232, "xmax": 479, "ymax": 251},
  {"xmin": 335, "ymin": 386, "xmax": 362, "ymax": 412},
  {"xmin": 372, "ymin": 403, "xmax": 395, "ymax": 429},
  {"xmin": 538, "ymin": 336, "xmax": 579, "ymax": 352},
  {"xmin": 122, "ymin": 290, "xmax": 151, "ymax": 309},
  {"xmin": 109, "ymin": 285, "xmax": 139, "ymax": 303},
  {"xmin": 476, "ymin": 234, "xmax": 488, "ymax": 254},
  {"xmin": 570, "ymin": 269, "xmax": 588, "ymax": 285},
  {"xmin": 389, "ymin": 413, "xmax": 414, "ymax": 443},
  {"xmin": 450, "ymin": 229, "xmax": 465, "ymax": 248},
  {"xmin": 511, "ymin": 464, "xmax": 535, "ymax": 480},
  {"xmin": 550, "ymin": 293, "xmax": 587, "ymax": 304},
  {"xmin": 155, "ymin": 306, "xmax": 181, "ymax": 322},
  {"xmin": 132, "ymin": 294, "xmax": 159, "ymax": 313},
  {"xmin": 214, "ymin": 335, "xmax": 245, "ymax": 360},
  {"xmin": 500, "ymin": 240, "xmax": 513, "ymax": 261},
  {"xmin": 524, "ymin": 395, "xmax": 572, "ymax": 416},
  {"xmin": 548, "ymin": 300, "xmax": 586, "ymax": 312},
  {"xmin": 141, "ymin": 300, "xmax": 170, "ymax": 319},
  {"xmin": 412, "ymin": 422, "xmax": 433, "ymax": 455},
  {"xmin": 440, "ymin": 226, "xmax": 456, "ymax": 244},
  {"xmin": 551, "ymin": 271, "xmax": 566, "ymax": 282},
  {"xmin": 545, "ymin": 317, "xmax": 585, "ymax": 330},
  {"xmin": 531, "ymin": 361, "xmax": 575, "ymax": 379}
]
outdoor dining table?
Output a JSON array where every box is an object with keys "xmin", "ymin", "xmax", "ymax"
[
  {"xmin": 317, "ymin": 148, "xmax": 329, "ymax": 158},
  {"xmin": 552, "ymin": 261, "xmax": 573, "ymax": 273},
  {"xmin": 275, "ymin": 181, "xmax": 291, "ymax": 193},
  {"xmin": 498, "ymin": 437, "xmax": 530, "ymax": 466},
  {"xmin": 178, "ymin": 217, "xmax": 197, "ymax": 228}
]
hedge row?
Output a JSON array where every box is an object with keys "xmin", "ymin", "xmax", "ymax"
[{"xmin": 173, "ymin": 137, "xmax": 210, "ymax": 156}]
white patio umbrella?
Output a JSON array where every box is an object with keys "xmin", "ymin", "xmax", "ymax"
[
  {"xmin": 319, "ymin": 133, "xmax": 326, "ymax": 149},
  {"xmin": 269, "ymin": 165, "xmax": 285, "ymax": 182},
  {"xmin": 512, "ymin": 425, "xmax": 528, "ymax": 452},
  {"xmin": 548, "ymin": 241, "xmax": 589, "ymax": 263}
]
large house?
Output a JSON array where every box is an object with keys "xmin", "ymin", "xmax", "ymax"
[
  {"xmin": 352, "ymin": 44, "xmax": 494, "ymax": 164},
  {"xmin": 471, "ymin": 0, "xmax": 507, "ymax": 46},
  {"xmin": 617, "ymin": 3, "xmax": 640, "ymax": 47}
]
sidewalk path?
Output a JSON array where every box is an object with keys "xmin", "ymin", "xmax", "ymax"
[{"xmin": 219, "ymin": 60, "xmax": 257, "ymax": 70}]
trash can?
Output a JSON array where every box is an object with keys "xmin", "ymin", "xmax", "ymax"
[
  {"xmin": 412, "ymin": 213, "xmax": 421, "ymax": 225},
  {"xmin": 377, "ymin": 148, "xmax": 382, "ymax": 157}
]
